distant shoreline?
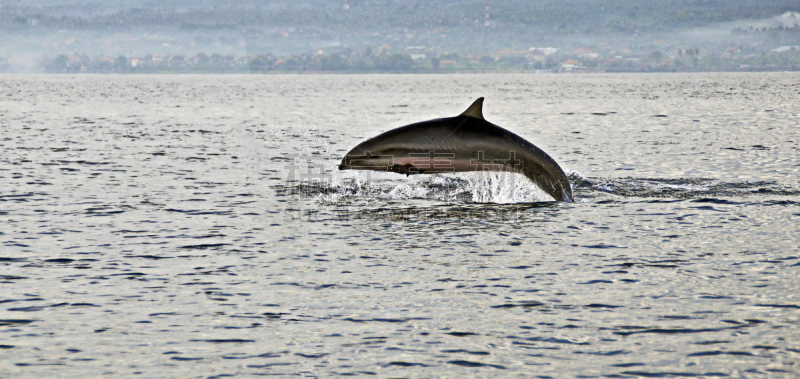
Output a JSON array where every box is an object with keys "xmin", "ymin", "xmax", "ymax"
[{"xmin": 4, "ymin": 68, "xmax": 799, "ymax": 75}]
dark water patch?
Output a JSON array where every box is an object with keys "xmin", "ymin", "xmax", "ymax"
[
  {"xmin": 124, "ymin": 255, "xmax": 172, "ymax": 260},
  {"xmin": 171, "ymin": 357, "xmax": 204, "ymax": 361},
  {"xmin": 613, "ymin": 326, "xmax": 741, "ymax": 336},
  {"xmin": 343, "ymin": 317, "xmax": 430, "ymax": 323},
  {"xmin": 0, "ymin": 298, "xmax": 44, "ymax": 304},
  {"xmin": 44, "ymin": 258, "xmax": 75, "ymax": 264},
  {"xmin": 5, "ymin": 243, "xmax": 30, "ymax": 248},
  {"xmin": 445, "ymin": 332, "xmax": 479, "ymax": 337},
  {"xmin": 761, "ymin": 200, "xmax": 799, "ymax": 206},
  {"xmin": 262, "ymin": 312, "xmax": 290, "ymax": 319},
  {"xmin": 246, "ymin": 363, "xmax": 294, "ymax": 368},
  {"xmin": 385, "ymin": 361, "xmax": 430, "ymax": 367},
  {"xmin": 686, "ymin": 350, "xmax": 755, "ymax": 357},
  {"xmin": 441, "ymin": 349, "xmax": 490, "ymax": 355},
  {"xmin": 72, "ymin": 160, "xmax": 110, "ymax": 166},
  {"xmin": 0, "ymin": 257, "xmax": 28, "ymax": 262},
  {"xmin": 295, "ymin": 352, "xmax": 328, "ymax": 358},
  {"xmin": 754, "ymin": 303, "xmax": 800, "ymax": 309},
  {"xmin": 15, "ymin": 363, "xmax": 66, "ymax": 366},
  {"xmin": 191, "ymin": 339, "xmax": 255, "ymax": 343},
  {"xmin": 585, "ymin": 304, "xmax": 622, "ymax": 309},
  {"xmin": 0, "ymin": 193, "xmax": 38, "ymax": 201},
  {"xmin": 583, "ymin": 245, "xmax": 626, "ymax": 249},
  {"xmin": 109, "ymin": 272, "xmax": 147, "ymax": 277},
  {"xmin": 8, "ymin": 302, "xmax": 70, "ymax": 312},
  {"xmin": 448, "ymin": 360, "xmax": 506, "ymax": 369},
  {"xmin": 181, "ymin": 281, "xmax": 216, "ymax": 286},
  {"xmin": 0, "ymin": 319, "xmax": 36, "ymax": 326},
  {"xmin": 179, "ymin": 243, "xmax": 230, "ymax": 250},
  {"xmin": 612, "ymin": 362, "xmax": 646, "ymax": 367},
  {"xmin": 491, "ymin": 301, "xmax": 545, "ymax": 309},
  {"xmin": 0, "ymin": 345, "xmax": 13, "ymax": 349},
  {"xmin": 0, "ymin": 275, "xmax": 28, "ymax": 281},
  {"xmin": 691, "ymin": 198, "xmax": 741, "ymax": 205},
  {"xmin": 85, "ymin": 206, "xmax": 130, "ymax": 216},
  {"xmin": 573, "ymin": 350, "xmax": 631, "ymax": 356},
  {"xmin": 752, "ymin": 345, "xmax": 778, "ymax": 350},
  {"xmin": 659, "ymin": 315, "xmax": 695, "ymax": 320},
  {"xmin": 620, "ymin": 370, "xmax": 729, "ymax": 377}
]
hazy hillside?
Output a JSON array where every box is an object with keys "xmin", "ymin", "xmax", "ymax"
[{"xmin": 3, "ymin": 0, "xmax": 800, "ymax": 72}]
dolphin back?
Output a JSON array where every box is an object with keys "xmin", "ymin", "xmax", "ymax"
[
  {"xmin": 462, "ymin": 118, "xmax": 573, "ymax": 202},
  {"xmin": 340, "ymin": 98, "xmax": 574, "ymax": 202}
]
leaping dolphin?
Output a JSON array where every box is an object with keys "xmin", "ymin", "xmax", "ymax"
[{"xmin": 338, "ymin": 98, "xmax": 573, "ymax": 202}]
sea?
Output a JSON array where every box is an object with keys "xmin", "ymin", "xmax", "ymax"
[{"xmin": 1, "ymin": 73, "xmax": 799, "ymax": 378}]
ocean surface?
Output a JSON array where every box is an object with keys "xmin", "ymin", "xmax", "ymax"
[{"xmin": 1, "ymin": 73, "xmax": 799, "ymax": 378}]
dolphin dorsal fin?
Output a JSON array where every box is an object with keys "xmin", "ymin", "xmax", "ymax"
[{"xmin": 460, "ymin": 97, "xmax": 485, "ymax": 120}]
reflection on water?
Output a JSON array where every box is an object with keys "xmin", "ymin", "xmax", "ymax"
[{"xmin": 0, "ymin": 73, "xmax": 799, "ymax": 377}]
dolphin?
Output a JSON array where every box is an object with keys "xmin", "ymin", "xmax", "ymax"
[{"xmin": 338, "ymin": 98, "xmax": 573, "ymax": 202}]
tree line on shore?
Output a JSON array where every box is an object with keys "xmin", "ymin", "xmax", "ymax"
[{"xmin": 7, "ymin": 47, "xmax": 800, "ymax": 74}]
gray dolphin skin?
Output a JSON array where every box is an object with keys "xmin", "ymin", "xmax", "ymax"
[{"xmin": 338, "ymin": 98, "xmax": 573, "ymax": 202}]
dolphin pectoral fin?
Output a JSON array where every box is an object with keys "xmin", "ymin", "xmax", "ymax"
[
  {"xmin": 460, "ymin": 97, "xmax": 485, "ymax": 120},
  {"xmin": 391, "ymin": 164, "xmax": 420, "ymax": 176}
]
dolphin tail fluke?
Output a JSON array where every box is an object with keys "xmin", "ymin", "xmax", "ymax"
[{"xmin": 526, "ymin": 171, "xmax": 573, "ymax": 202}]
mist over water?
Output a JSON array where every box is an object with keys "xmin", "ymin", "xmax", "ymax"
[{"xmin": 1, "ymin": 73, "xmax": 799, "ymax": 377}]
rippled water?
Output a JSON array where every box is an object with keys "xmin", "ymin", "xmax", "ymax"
[{"xmin": 1, "ymin": 73, "xmax": 799, "ymax": 377}]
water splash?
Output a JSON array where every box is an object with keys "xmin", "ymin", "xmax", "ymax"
[
  {"xmin": 286, "ymin": 171, "xmax": 554, "ymax": 204},
  {"xmin": 278, "ymin": 172, "xmax": 800, "ymax": 205}
]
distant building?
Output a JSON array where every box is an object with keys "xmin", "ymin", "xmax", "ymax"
[
  {"xmin": 529, "ymin": 47, "xmax": 558, "ymax": 56},
  {"xmin": 561, "ymin": 59, "xmax": 583, "ymax": 72},
  {"xmin": 772, "ymin": 46, "xmax": 800, "ymax": 53}
]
